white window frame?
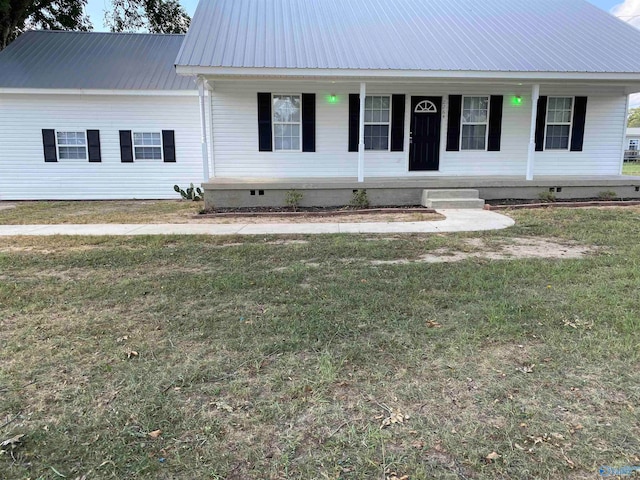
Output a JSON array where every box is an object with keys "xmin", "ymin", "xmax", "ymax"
[
  {"xmin": 56, "ymin": 130, "xmax": 88, "ymax": 160},
  {"xmin": 460, "ymin": 95, "xmax": 489, "ymax": 151},
  {"xmin": 629, "ymin": 139, "xmax": 639, "ymax": 151},
  {"xmin": 272, "ymin": 93, "xmax": 302, "ymax": 153},
  {"xmin": 364, "ymin": 95, "xmax": 392, "ymax": 152},
  {"xmin": 544, "ymin": 96, "xmax": 574, "ymax": 151},
  {"xmin": 132, "ymin": 131, "xmax": 164, "ymax": 161}
]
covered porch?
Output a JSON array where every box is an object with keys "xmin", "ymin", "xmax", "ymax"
[{"xmin": 202, "ymin": 175, "xmax": 640, "ymax": 208}]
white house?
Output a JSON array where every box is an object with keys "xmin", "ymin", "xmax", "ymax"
[
  {"xmin": 625, "ymin": 128, "xmax": 640, "ymax": 161},
  {"xmin": 2, "ymin": 0, "xmax": 640, "ymax": 206}
]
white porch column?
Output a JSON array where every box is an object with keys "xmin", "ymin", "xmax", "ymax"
[
  {"xmin": 358, "ymin": 82, "xmax": 366, "ymax": 182},
  {"xmin": 619, "ymin": 94, "xmax": 631, "ymax": 175},
  {"xmin": 526, "ymin": 84, "xmax": 540, "ymax": 181},
  {"xmin": 197, "ymin": 77, "xmax": 210, "ymax": 181}
]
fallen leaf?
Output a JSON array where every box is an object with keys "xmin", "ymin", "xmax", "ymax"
[
  {"xmin": 0, "ymin": 434, "xmax": 25, "ymax": 450},
  {"xmin": 485, "ymin": 451, "xmax": 501, "ymax": 462},
  {"xmin": 127, "ymin": 351, "xmax": 139, "ymax": 359},
  {"xmin": 426, "ymin": 320, "xmax": 442, "ymax": 328},
  {"xmin": 148, "ymin": 430, "xmax": 162, "ymax": 439}
]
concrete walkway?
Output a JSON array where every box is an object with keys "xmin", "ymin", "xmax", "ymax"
[{"xmin": 0, "ymin": 209, "xmax": 514, "ymax": 236}]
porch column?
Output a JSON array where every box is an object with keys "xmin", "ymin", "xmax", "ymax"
[
  {"xmin": 358, "ymin": 82, "xmax": 366, "ymax": 182},
  {"xmin": 197, "ymin": 77, "xmax": 210, "ymax": 181},
  {"xmin": 526, "ymin": 84, "xmax": 540, "ymax": 181}
]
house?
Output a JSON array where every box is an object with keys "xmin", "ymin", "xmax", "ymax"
[
  {"xmin": 625, "ymin": 128, "xmax": 640, "ymax": 161},
  {"xmin": 2, "ymin": 0, "xmax": 640, "ymax": 207}
]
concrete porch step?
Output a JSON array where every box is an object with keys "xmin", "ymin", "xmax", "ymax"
[
  {"xmin": 421, "ymin": 189, "xmax": 485, "ymax": 209},
  {"xmin": 422, "ymin": 189, "xmax": 480, "ymax": 199}
]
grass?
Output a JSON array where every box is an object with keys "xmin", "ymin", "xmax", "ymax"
[
  {"xmin": 1, "ymin": 207, "xmax": 640, "ymax": 479},
  {"xmin": 0, "ymin": 200, "xmax": 202, "ymax": 224},
  {"xmin": 622, "ymin": 162, "xmax": 640, "ymax": 176}
]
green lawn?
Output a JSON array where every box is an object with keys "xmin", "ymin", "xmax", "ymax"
[
  {"xmin": 1, "ymin": 208, "xmax": 640, "ymax": 479},
  {"xmin": 623, "ymin": 162, "xmax": 640, "ymax": 176}
]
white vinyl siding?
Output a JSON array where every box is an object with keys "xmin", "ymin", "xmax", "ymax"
[
  {"xmin": 272, "ymin": 94, "xmax": 301, "ymax": 151},
  {"xmin": 208, "ymin": 81, "xmax": 626, "ymax": 179},
  {"xmin": 364, "ymin": 96, "xmax": 390, "ymax": 151},
  {"xmin": 460, "ymin": 96, "xmax": 488, "ymax": 150},
  {"xmin": 0, "ymin": 93, "xmax": 203, "ymax": 200},
  {"xmin": 57, "ymin": 131, "xmax": 87, "ymax": 160},
  {"xmin": 545, "ymin": 97, "xmax": 573, "ymax": 150}
]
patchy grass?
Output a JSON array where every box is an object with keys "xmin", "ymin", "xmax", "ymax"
[
  {"xmin": 0, "ymin": 200, "xmax": 201, "ymax": 224},
  {"xmin": 1, "ymin": 207, "xmax": 640, "ymax": 479},
  {"xmin": 622, "ymin": 162, "xmax": 640, "ymax": 176}
]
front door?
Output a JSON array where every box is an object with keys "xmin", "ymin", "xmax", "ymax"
[{"xmin": 409, "ymin": 96, "xmax": 442, "ymax": 171}]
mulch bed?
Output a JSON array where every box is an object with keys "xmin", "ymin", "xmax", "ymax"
[
  {"xmin": 197, "ymin": 206, "xmax": 436, "ymax": 218},
  {"xmin": 485, "ymin": 199, "xmax": 640, "ymax": 210}
]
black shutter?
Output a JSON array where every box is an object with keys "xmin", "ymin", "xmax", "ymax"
[
  {"xmin": 390, "ymin": 94, "xmax": 405, "ymax": 152},
  {"xmin": 162, "ymin": 130, "xmax": 176, "ymax": 162},
  {"xmin": 348, "ymin": 93, "xmax": 360, "ymax": 152},
  {"xmin": 535, "ymin": 96, "xmax": 548, "ymax": 152},
  {"xmin": 87, "ymin": 130, "xmax": 101, "ymax": 162},
  {"xmin": 301, "ymin": 93, "xmax": 315, "ymax": 152},
  {"xmin": 446, "ymin": 95, "xmax": 462, "ymax": 151},
  {"xmin": 42, "ymin": 129, "xmax": 57, "ymax": 162},
  {"xmin": 570, "ymin": 97, "xmax": 588, "ymax": 152},
  {"xmin": 257, "ymin": 92, "xmax": 272, "ymax": 152},
  {"xmin": 119, "ymin": 130, "xmax": 133, "ymax": 162},
  {"xmin": 487, "ymin": 96, "xmax": 503, "ymax": 152}
]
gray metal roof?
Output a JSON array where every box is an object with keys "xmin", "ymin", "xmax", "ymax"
[
  {"xmin": 175, "ymin": 0, "xmax": 640, "ymax": 73},
  {"xmin": 0, "ymin": 31, "xmax": 194, "ymax": 90}
]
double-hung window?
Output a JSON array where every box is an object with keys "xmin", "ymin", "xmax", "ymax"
[
  {"xmin": 545, "ymin": 97, "xmax": 573, "ymax": 150},
  {"xmin": 364, "ymin": 96, "xmax": 390, "ymax": 150},
  {"xmin": 273, "ymin": 94, "xmax": 301, "ymax": 151},
  {"xmin": 461, "ymin": 96, "xmax": 489, "ymax": 150},
  {"xmin": 57, "ymin": 131, "xmax": 87, "ymax": 160},
  {"xmin": 133, "ymin": 132, "xmax": 162, "ymax": 160},
  {"xmin": 630, "ymin": 139, "xmax": 639, "ymax": 151}
]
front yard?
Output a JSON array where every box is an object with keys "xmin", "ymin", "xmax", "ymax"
[
  {"xmin": 623, "ymin": 162, "xmax": 640, "ymax": 176},
  {"xmin": 1, "ymin": 207, "xmax": 639, "ymax": 479}
]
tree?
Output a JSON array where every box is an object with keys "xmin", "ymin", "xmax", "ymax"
[
  {"xmin": 628, "ymin": 107, "xmax": 640, "ymax": 127},
  {"xmin": 0, "ymin": 0, "xmax": 92, "ymax": 50},
  {"xmin": 105, "ymin": 0, "xmax": 190, "ymax": 34}
]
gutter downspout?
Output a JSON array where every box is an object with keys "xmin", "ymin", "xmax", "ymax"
[
  {"xmin": 197, "ymin": 77, "xmax": 210, "ymax": 181},
  {"xmin": 619, "ymin": 94, "xmax": 630, "ymax": 175},
  {"xmin": 358, "ymin": 82, "xmax": 366, "ymax": 182},
  {"xmin": 526, "ymin": 84, "xmax": 540, "ymax": 181}
]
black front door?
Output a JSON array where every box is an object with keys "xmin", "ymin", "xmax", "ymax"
[{"xmin": 409, "ymin": 96, "xmax": 442, "ymax": 171}]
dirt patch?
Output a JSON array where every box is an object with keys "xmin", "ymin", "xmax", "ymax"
[
  {"xmin": 371, "ymin": 237, "xmax": 597, "ymax": 265},
  {"xmin": 0, "ymin": 203, "xmax": 16, "ymax": 211},
  {"xmin": 194, "ymin": 212, "xmax": 443, "ymax": 224}
]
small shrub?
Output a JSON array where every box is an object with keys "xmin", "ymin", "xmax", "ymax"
[
  {"xmin": 538, "ymin": 191, "xmax": 556, "ymax": 203},
  {"xmin": 285, "ymin": 189, "xmax": 303, "ymax": 211},
  {"xmin": 350, "ymin": 189, "xmax": 370, "ymax": 209},
  {"xmin": 174, "ymin": 183, "xmax": 203, "ymax": 201},
  {"xmin": 598, "ymin": 190, "xmax": 617, "ymax": 201}
]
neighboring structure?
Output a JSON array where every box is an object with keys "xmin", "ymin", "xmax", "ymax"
[
  {"xmin": 2, "ymin": 0, "xmax": 640, "ymax": 205},
  {"xmin": 625, "ymin": 128, "xmax": 640, "ymax": 161}
]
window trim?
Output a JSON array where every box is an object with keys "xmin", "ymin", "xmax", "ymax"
[
  {"xmin": 132, "ymin": 131, "xmax": 164, "ymax": 161},
  {"xmin": 364, "ymin": 94, "xmax": 392, "ymax": 152},
  {"xmin": 271, "ymin": 93, "xmax": 303, "ymax": 153},
  {"xmin": 544, "ymin": 96, "xmax": 574, "ymax": 151},
  {"xmin": 629, "ymin": 139, "xmax": 639, "ymax": 151},
  {"xmin": 56, "ymin": 130, "xmax": 88, "ymax": 160},
  {"xmin": 459, "ymin": 95, "xmax": 490, "ymax": 151}
]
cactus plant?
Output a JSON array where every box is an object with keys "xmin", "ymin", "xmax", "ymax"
[{"xmin": 174, "ymin": 183, "xmax": 203, "ymax": 201}]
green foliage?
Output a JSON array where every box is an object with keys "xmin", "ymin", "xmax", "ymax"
[
  {"xmin": 350, "ymin": 189, "xmax": 370, "ymax": 209},
  {"xmin": 598, "ymin": 190, "xmax": 617, "ymax": 201},
  {"xmin": 105, "ymin": 0, "xmax": 190, "ymax": 34},
  {"xmin": 628, "ymin": 107, "xmax": 640, "ymax": 128},
  {"xmin": 285, "ymin": 189, "xmax": 303, "ymax": 212},
  {"xmin": 174, "ymin": 183, "xmax": 203, "ymax": 201},
  {"xmin": 0, "ymin": 0, "xmax": 92, "ymax": 50},
  {"xmin": 538, "ymin": 191, "xmax": 556, "ymax": 203}
]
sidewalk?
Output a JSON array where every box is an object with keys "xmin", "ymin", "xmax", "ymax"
[{"xmin": 0, "ymin": 209, "xmax": 514, "ymax": 236}]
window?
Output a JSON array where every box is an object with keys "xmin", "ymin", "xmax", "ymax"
[
  {"xmin": 133, "ymin": 132, "xmax": 162, "ymax": 160},
  {"xmin": 545, "ymin": 97, "xmax": 573, "ymax": 150},
  {"xmin": 57, "ymin": 131, "xmax": 87, "ymax": 159},
  {"xmin": 629, "ymin": 139, "xmax": 639, "ymax": 151},
  {"xmin": 273, "ymin": 94, "xmax": 301, "ymax": 151},
  {"xmin": 461, "ymin": 96, "xmax": 488, "ymax": 150},
  {"xmin": 364, "ymin": 96, "xmax": 390, "ymax": 150}
]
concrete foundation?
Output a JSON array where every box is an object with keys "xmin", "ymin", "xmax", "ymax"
[{"xmin": 202, "ymin": 176, "xmax": 640, "ymax": 209}]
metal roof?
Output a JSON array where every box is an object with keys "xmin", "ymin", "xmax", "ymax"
[
  {"xmin": 0, "ymin": 31, "xmax": 194, "ymax": 90},
  {"xmin": 175, "ymin": 0, "xmax": 640, "ymax": 73}
]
